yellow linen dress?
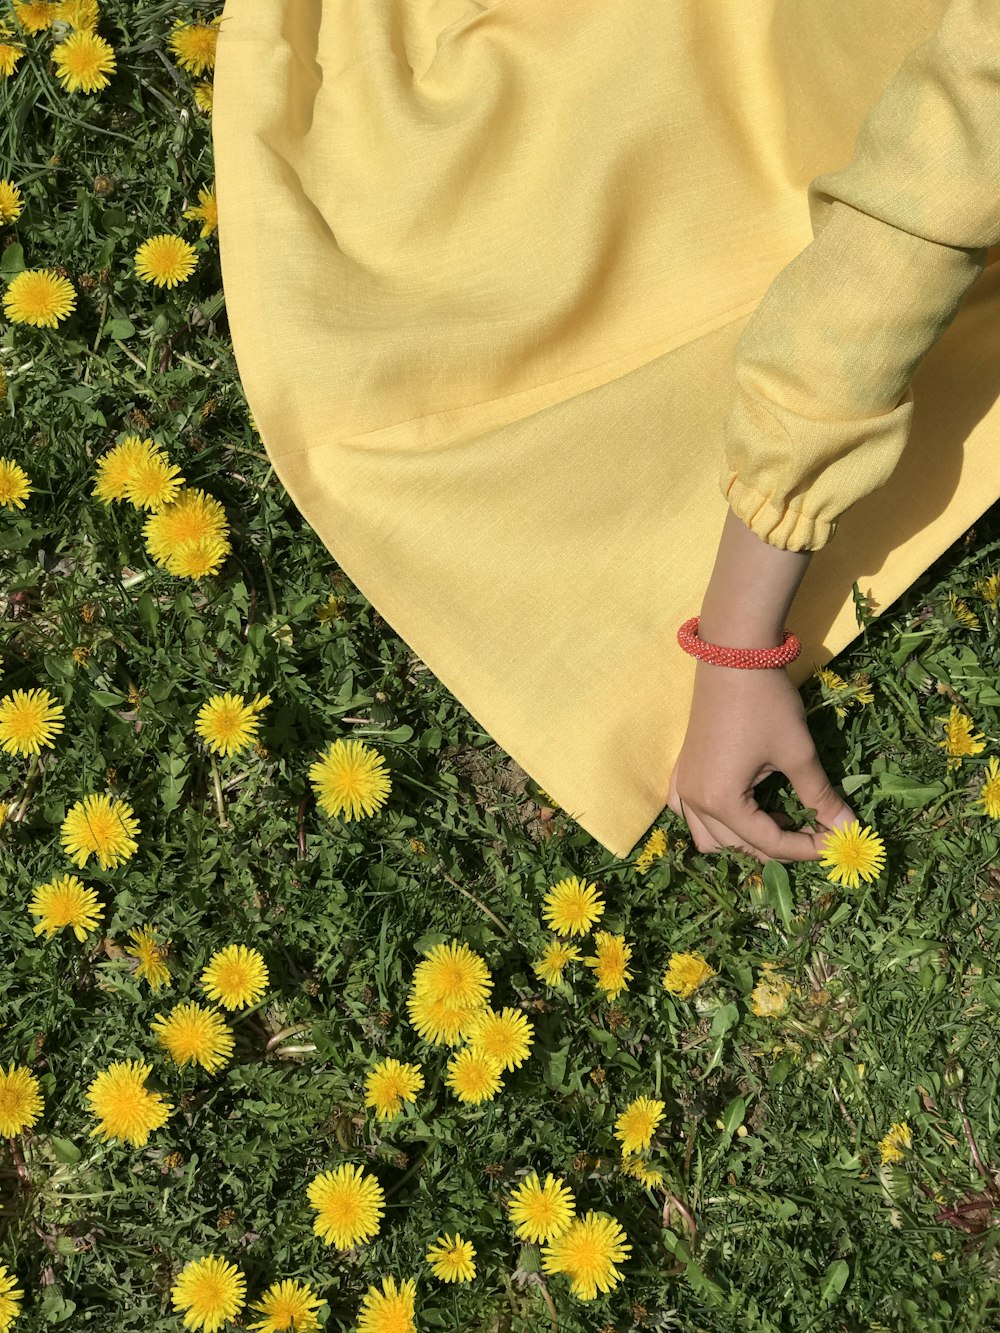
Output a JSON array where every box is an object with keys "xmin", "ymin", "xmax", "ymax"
[{"xmin": 211, "ymin": 0, "xmax": 1000, "ymax": 858}]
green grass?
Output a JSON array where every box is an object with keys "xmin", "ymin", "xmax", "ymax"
[{"xmin": 2, "ymin": 3, "xmax": 1000, "ymax": 1330}]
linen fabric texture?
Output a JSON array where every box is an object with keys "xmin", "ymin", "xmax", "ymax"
[{"xmin": 212, "ymin": 0, "xmax": 1000, "ymax": 857}]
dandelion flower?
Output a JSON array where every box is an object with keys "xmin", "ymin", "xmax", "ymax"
[
  {"xmin": 85, "ymin": 1059, "xmax": 172, "ymax": 1146},
  {"xmin": 936, "ymin": 704, "xmax": 987, "ymax": 771},
  {"xmin": 193, "ymin": 79, "xmax": 214, "ymax": 114},
  {"xmin": 168, "ymin": 15, "xmax": 221, "ymax": 75},
  {"xmin": 355, "ymin": 1276, "xmax": 416, "ymax": 1333},
  {"xmin": 134, "ymin": 232, "xmax": 198, "ymax": 287},
  {"xmin": 306, "ymin": 1162, "xmax": 384, "ymax": 1250},
  {"xmin": 364, "ymin": 1057, "xmax": 424, "ymax": 1121},
  {"xmin": 425, "ymin": 1233, "xmax": 476, "ymax": 1283},
  {"xmin": 0, "ymin": 178, "xmax": 23, "ymax": 223},
  {"xmin": 532, "ymin": 938, "xmax": 582, "ymax": 986},
  {"xmin": 0, "ymin": 685, "xmax": 64, "ymax": 755},
  {"xmin": 92, "ymin": 435, "xmax": 174, "ymax": 505},
  {"xmin": 0, "ymin": 37, "xmax": 26, "ymax": 78},
  {"xmin": 583, "ymin": 931, "xmax": 633, "ymax": 1000},
  {"xmin": 976, "ymin": 754, "xmax": 1000, "ymax": 819},
  {"xmin": 308, "ymin": 737, "xmax": 392, "ymax": 820},
  {"xmin": 52, "ymin": 28, "xmax": 115, "ymax": 92},
  {"xmin": 406, "ymin": 988, "xmax": 482, "ymax": 1047},
  {"xmin": 750, "ymin": 963, "xmax": 794, "ymax": 1017},
  {"xmin": 614, "ymin": 1096, "xmax": 665, "ymax": 1155},
  {"xmin": 661, "ymin": 950, "xmax": 717, "ymax": 1000},
  {"xmin": 507, "ymin": 1171, "xmax": 576, "ymax": 1244},
  {"xmin": 245, "ymin": 1278, "xmax": 324, "ymax": 1333},
  {"xmin": 171, "ymin": 1255, "xmax": 246, "ymax": 1333},
  {"xmin": 817, "ymin": 819, "xmax": 886, "ymax": 889},
  {"xmin": 540, "ymin": 1210, "xmax": 631, "ymax": 1302},
  {"xmin": 125, "ymin": 923, "xmax": 171, "ymax": 991},
  {"xmin": 0, "ymin": 1263, "xmax": 24, "ymax": 1333},
  {"xmin": 121, "ymin": 445, "xmax": 185, "ymax": 511},
  {"xmin": 183, "ymin": 183, "xmax": 217, "ymax": 237},
  {"xmin": 60, "ymin": 792, "xmax": 140, "ymax": 870},
  {"xmin": 541, "ymin": 875, "xmax": 605, "ymax": 936},
  {"xmin": 52, "ymin": 0, "xmax": 100, "ymax": 30},
  {"xmin": 620, "ymin": 1156, "xmax": 666, "ymax": 1188},
  {"xmin": 28, "ymin": 873, "xmax": 104, "ymax": 941},
  {"xmin": 150, "ymin": 1000, "xmax": 234, "ymax": 1073},
  {"xmin": 0, "ymin": 1063, "xmax": 44, "ymax": 1137},
  {"xmin": 465, "ymin": 1006, "xmax": 533, "ymax": 1071},
  {"xmin": 0, "ymin": 456, "xmax": 31, "ymax": 509},
  {"xmin": 878, "ymin": 1120, "xmax": 913, "ymax": 1164},
  {"xmin": 412, "ymin": 939, "xmax": 492, "ymax": 1010},
  {"xmin": 194, "ymin": 691, "xmax": 270, "ymax": 757},
  {"xmin": 12, "ymin": 1, "xmax": 59, "ymax": 33},
  {"xmin": 2, "ymin": 268, "xmax": 76, "ymax": 326},
  {"xmin": 199, "ymin": 944, "xmax": 268, "ymax": 1010},
  {"xmin": 445, "ymin": 1046, "xmax": 503, "ymax": 1104},
  {"xmin": 142, "ymin": 487, "xmax": 231, "ymax": 579},
  {"xmin": 634, "ymin": 826, "xmax": 668, "ymax": 872}
]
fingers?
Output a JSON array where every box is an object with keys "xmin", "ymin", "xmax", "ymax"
[
  {"xmin": 783, "ymin": 752, "xmax": 857, "ymax": 840},
  {"xmin": 699, "ymin": 800, "xmax": 820, "ymax": 863}
]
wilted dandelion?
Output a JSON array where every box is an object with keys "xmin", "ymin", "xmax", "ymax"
[
  {"xmin": 183, "ymin": 183, "xmax": 218, "ymax": 237},
  {"xmin": 125, "ymin": 924, "xmax": 172, "ymax": 991},
  {"xmin": 935, "ymin": 704, "xmax": 987, "ymax": 771},
  {"xmin": 878, "ymin": 1121, "xmax": 913, "ymax": 1164},
  {"xmin": 620, "ymin": 1156, "xmax": 666, "ymax": 1188},
  {"xmin": 750, "ymin": 962, "xmax": 795, "ymax": 1017},
  {"xmin": 661, "ymin": 950, "xmax": 717, "ymax": 999}
]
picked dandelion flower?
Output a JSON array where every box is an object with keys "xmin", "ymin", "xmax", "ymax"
[
  {"xmin": 52, "ymin": 28, "xmax": 116, "ymax": 92},
  {"xmin": 308, "ymin": 737, "xmax": 392, "ymax": 820},
  {"xmin": 60, "ymin": 792, "xmax": 140, "ymax": 870},
  {"xmin": 134, "ymin": 232, "xmax": 197, "ymax": 287},
  {"xmin": 425, "ymin": 1233, "xmax": 476, "ymax": 1283},
  {"xmin": 974, "ymin": 573, "xmax": 999, "ymax": 605},
  {"xmin": 195, "ymin": 691, "xmax": 270, "ymax": 757},
  {"xmin": 540, "ymin": 1210, "xmax": 631, "ymax": 1302},
  {"xmin": 750, "ymin": 962, "xmax": 794, "ymax": 1017},
  {"xmin": 246, "ymin": 1277, "xmax": 324, "ymax": 1333},
  {"xmin": 125, "ymin": 924, "xmax": 171, "ymax": 991},
  {"xmin": 364, "ymin": 1057, "xmax": 424, "ymax": 1121},
  {"xmin": 614, "ymin": 1096, "xmax": 665, "ymax": 1155},
  {"xmin": 507, "ymin": 1171, "xmax": 576, "ymax": 1244},
  {"xmin": 0, "ymin": 1063, "xmax": 44, "ymax": 1137},
  {"xmin": 168, "ymin": 14, "xmax": 221, "ymax": 75},
  {"xmin": 975, "ymin": 754, "xmax": 1000, "ymax": 819},
  {"xmin": 183, "ymin": 183, "xmax": 218, "ymax": 237},
  {"xmin": 0, "ymin": 685, "xmax": 64, "ymax": 755},
  {"xmin": 306, "ymin": 1162, "xmax": 384, "ymax": 1250},
  {"xmin": 533, "ymin": 938, "xmax": 582, "ymax": 985},
  {"xmin": 661, "ymin": 950, "xmax": 717, "ymax": 1000},
  {"xmin": 620, "ymin": 1156, "xmax": 666, "ymax": 1188},
  {"xmin": 936, "ymin": 704, "xmax": 987, "ymax": 771},
  {"xmin": 142, "ymin": 487, "xmax": 231, "ymax": 579},
  {"xmin": 2, "ymin": 267, "xmax": 76, "ymax": 327},
  {"xmin": 85, "ymin": 1059, "xmax": 172, "ymax": 1147},
  {"xmin": 0, "ymin": 1262, "xmax": 24, "ymax": 1332},
  {"xmin": 28, "ymin": 873, "xmax": 104, "ymax": 941},
  {"xmin": 12, "ymin": 1, "xmax": 59, "ymax": 33},
  {"xmin": 541, "ymin": 875, "xmax": 605, "ymax": 936},
  {"xmin": 0, "ymin": 178, "xmax": 23, "ymax": 223},
  {"xmin": 584, "ymin": 931, "xmax": 633, "ymax": 1000},
  {"xmin": 150, "ymin": 999, "xmax": 234, "ymax": 1073},
  {"xmin": 199, "ymin": 944, "xmax": 268, "ymax": 1011},
  {"xmin": 878, "ymin": 1120, "xmax": 913, "ymax": 1164},
  {"xmin": 355, "ymin": 1276, "xmax": 416, "ymax": 1333},
  {"xmin": 817, "ymin": 819, "xmax": 886, "ymax": 889},
  {"xmin": 445, "ymin": 1046, "xmax": 503, "ymax": 1104},
  {"xmin": 465, "ymin": 1006, "xmax": 533, "ymax": 1071},
  {"xmin": 171, "ymin": 1254, "xmax": 246, "ymax": 1333},
  {"xmin": 634, "ymin": 826, "xmax": 668, "ymax": 872}
]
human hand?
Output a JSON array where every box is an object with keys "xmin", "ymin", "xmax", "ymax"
[{"xmin": 665, "ymin": 658, "xmax": 857, "ymax": 863}]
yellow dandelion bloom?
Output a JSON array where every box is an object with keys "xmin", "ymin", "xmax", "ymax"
[
  {"xmin": 121, "ymin": 445, "xmax": 185, "ymax": 511},
  {"xmin": 60, "ymin": 792, "xmax": 140, "ymax": 870},
  {"xmin": 12, "ymin": 1, "xmax": 58, "ymax": 33},
  {"xmin": 425, "ymin": 1233, "xmax": 476, "ymax": 1283},
  {"xmin": 306, "ymin": 1162, "xmax": 384, "ymax": 1250},
  {"xmin": 134, "ymin": 232, "xmax": 198, "ymax": 287},
  {"xmin": 465, "ymin": 1006, "xmax": 533, "ymax": 1071},
  {"xmin": 878, "ymin": 1120, "xmax": 913, "ymax": 1164},
  {"xmin": 195, "ymin": 691, "xmax": 270, "ymax": 757},
  {"xmin": 28, "ymin": 873, "xmax": 104, "ymax": 941},
  {"xmin": 540, "ymin": 1210, "xmax": 632, "ymax": 1302},
  {"xmin": 150, "ymin": 1000, "xmax": 234, "ymax": 1073},
  {"xmin": 974, "ymin": 573, "xmax": 999, "ymax": 605},
  {"xmin": 193, "ymin": 78, "xmax": 214, "ymax": 114},
  {"xmin": 142, "ymin": 487, "xmax": 231, "ymax": 578},
  {"xmin": 85, "ymin": 1059, "xmax": 172, "ymax": 1146},
  {"xmin": 2, "ymin": 267, "xmax": 76, "ymax": 326},
  {"xmin": 246, "ymin": 1278, "xmax": 324, "ymax": 1333},
  {"xmin": 532, "ymin": 938, "xmax": 582, "ymax": 986},
  {"xmin": 750, "ymin": 963, "xmax": 794, "ymax": 1017},
  {"xmin": 0, "ymin": 38, "xmax": 26, "ymax": 78},
  {"xmin": 634, "ymin": 826, "xmax": 668, "ymax": 872},
  {"xmin": 308, "ymin": 737, "xmax": 392, "ymax": 820},
  {"xmin": 0, "ymin": 1063, "xmax": 44, "ymax": 1137},
  {"xmin": 541, "ymin": 875, "xmax": 605, "ymax": 937},
  {"xmin": 92, "ymin": 435, "xmax": 157, "ymax": 503},
  {"xmin": 0, "ymin": 1263, "xmax": 25, "ymax": 1332},
  {"xmin": 51, "ymin": 28, "xmax": 116, "ymax": 92},
  {"xmin": 661, "ymin": 950, "xmax": 717, "ymax": 1000},
  {"xmin": 183, "ymin": 183, "xmax": 217, "ymax": 237},
  {"xmin": 171, "ymin": 1254, "xmax": 246, "ymax": 1333},
  {"xmin": 948, "ymin": 592, "xmax": 980, "ymax": 631},
  {"xmin": 52, "ymin": 0, "xmax": 100, "ymax": 30},
  {"xmin": 199, "ymin": 944, "xmax": 268, "ymax": 1010},
  {"xmin": 583, "ymin": 931, "xmax": 633, "ymax": 1000},
  {"xmin": 445, "ymin": 1046, "xmax": 503, "ymax": 1103},
  {"xmin": 935, "ymin": 704, "xmax": 988, "ymax": 771},
  {"xmin": 0, "ymin": 178, "xmax": 23, "ymax": 223},
  {"xmin": 0, "ymin": 685, "xmax": 64, "ymax": 755},
  {"xmin": 620, "ymin": 1156, "xmax": 666, "ymax": 1188},
  {"xmin": 412, "ymin": 939, "xmax": 493, "ymax": 1010},
  {"xmin": 614, "ymin": 1096, "xmax": 665, "ymax": 1155},
  {"xmin": 355, "ymin": 1276, "xmax": 416, "ymax": 1333},
  {"xmin": 507, "ymin": 1171, "xmax": 576, "ymax": 1244},
  {"xmin": 975, "ymin": 755, "xmax": 1000, "ymax": 819},
  {"xmin": 168, "ymin": 14, "xmax": 221, "ymax": 75},
  {"xmin": 817, "ymin": 819, "xmax": 887, "ymax": 889},
  {"xmin": 0, "ymin": 457, "xmax": 32, "ymax": 509},
  {"xmin": 125, "ymin": 924, "xmax": 172, "ymax": 991},
  {"xmin": 406, "ymin": 988, "xmax": 482, "ymax": 1047},
  {"xmin": 364, "ymin": 1057, "xmax": 424, "ymax": 1121}
]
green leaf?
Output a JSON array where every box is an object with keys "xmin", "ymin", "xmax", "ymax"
[
  {"xmin": 711, "ymin": 1002, "xmax": 739, "ymax": 1038},
  {"xmin": 104, "ymin": 316, "xmax": 136, "ymax": 341},
  {"xmin": 91, "ymin": 689, "xmax": 129, "ymax": 707},
  {"xmin": 0, "ymin": 240, "xmax": 25, "ymax": 276},
  {"xmin": 137, "ymin": 592, "xmax": 159, "ymax": 633},
  {"xmin": 721, "ymin": 1095, "xmax": 746, "ymax": 1136},
  {"xmin": 762, "ymin": 859, "xmax": 793, "ymax": 928},
  {"xmin": 876, "ymin": 772, "xmax": 946, "ymax": 807},
  {"xmin": 819, "ymin": 1257, "xmax": 850, "ymax": 1304},
  {"xmin": 50, "ymin": 1137, "xmax": 81, "ymax": 1165}
]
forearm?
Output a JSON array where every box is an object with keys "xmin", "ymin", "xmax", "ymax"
[{"xmin": 697, "ymin": 507, "xmax": 812, "ymax": 650}]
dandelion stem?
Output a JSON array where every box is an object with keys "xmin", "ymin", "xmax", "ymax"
[
  {"xmin": 208, "ymin": 753, "xmax": 229, "ymax": 828},
  {"xmin": 8, "ymin": 1136, "xmax": 30, "ymax": 1190},
  {"xmin": 437, "ymin": 867, "xmax": 514, "ymax": 941},
  {"xmin": 10, "ymin": 752, "xmax": 41, "ymax": 823}
]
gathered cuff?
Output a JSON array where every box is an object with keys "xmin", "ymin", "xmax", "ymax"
[{"xmin": 720, "ymin": 471, "xmax": 838, "ymax": 552}]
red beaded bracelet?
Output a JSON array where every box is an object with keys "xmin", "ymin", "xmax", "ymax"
[{"xmin": 677, "ymin": 615, "xmax": 800, "ymax": 669}]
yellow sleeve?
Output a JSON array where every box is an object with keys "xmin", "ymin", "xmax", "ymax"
[{"xmin": 719, "ymin": 0, "xmax": 1000, "ymax": 552}]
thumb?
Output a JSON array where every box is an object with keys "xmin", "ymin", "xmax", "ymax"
[{"xmin": 785, "ymin": 752, "xmax": 857, "ymax": 851}]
